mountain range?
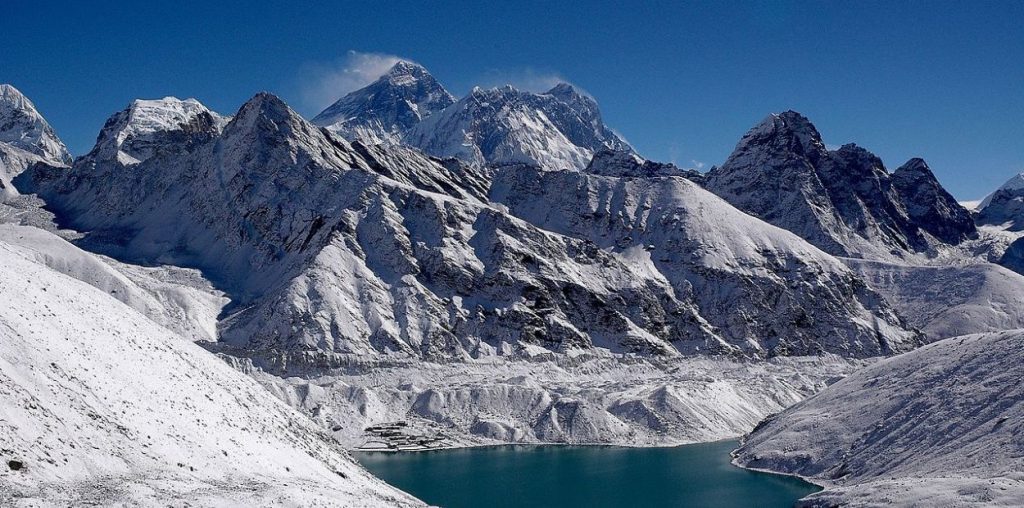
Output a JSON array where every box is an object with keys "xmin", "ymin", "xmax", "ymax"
[{"xmin": 2, "ymin": 61, "xmax": 1023, "ymax": 506}]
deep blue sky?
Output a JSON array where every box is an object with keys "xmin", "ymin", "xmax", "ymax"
[{"xmin": 3, "ymin": 1, "xmax": 1022, "ymax": 199}]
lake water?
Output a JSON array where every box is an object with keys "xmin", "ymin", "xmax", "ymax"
[{"xmin": 355, "ymin": 440, "xmax": 820, "ymax": 507}]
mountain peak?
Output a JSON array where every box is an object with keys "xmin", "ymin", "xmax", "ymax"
[
  {"xmin": 89, "ymin": 96, "xmax": 223, "ymax": 165},
  {"xmin": 738, "ymin": 111, "xmax": 826, "ymax": 159},
  {"xmin": 708, "ymin": 112, "xmax": 973, "ymax": 256},
  {"xmin": 385, "ymin": 60, "xmax": 428, "ymax": 78},
  {"xmin": 0, "ymin": 83, "xmax": 72, "ymax": 165},
  {"xmin": 546, "ymin": 82, "xmax": 579, "ymax": 96},
  {"xmin": 895, "ymin": 157, "xmax": 931, "ymax": 174},
  {"xmin": 312, "ymin": 62, "xmax": 454, "ymax": 143}
]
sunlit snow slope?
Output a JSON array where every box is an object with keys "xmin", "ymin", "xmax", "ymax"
[
  {"xmin": 0, "ymin": 225, "xmax": 419, "ymax": 507},
  {"xmin": 735, "ymin": 330, "xmax": 1024, "ymax": 507}
]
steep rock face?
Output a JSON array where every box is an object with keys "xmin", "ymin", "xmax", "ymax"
[
  {"xmin": 704, "ymin": 111, "xmax": 975, "ymax": 258},
  {"xmin": 490, "ymin": 166, "xmax": 920, "ymax": 357},
  {"xmin": 312, "ymin": 61, "xmax": 455, "ymax": 144},
  {"xmin": 405, "ymin": 84, "xmax": 632, "ymax": 170},
  {"xmin": 977, "ymin": 172, "xmax": 1024, "ymax": 231},
  {"xmin": 21, "ymin": 94, "xmax": 717, "ymax": 360},
  {"xmin": 734, "ymin": 330, "xmax": 1024, "ymax": 507},
  {"xmin": 891, "ymin": 158, "xmax": 976, "ymax": 244}
]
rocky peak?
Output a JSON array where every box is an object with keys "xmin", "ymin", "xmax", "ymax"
[
  {"xmin": 0, "ymin": 84, "xmax": 72, "ymax": 165},
  {"xmin": 90, "ymin": 96, "xmax": 223, "ymax": 166},
  {"xmin": 977, "ymin": 172, "xmax": 1024, "ymax": 231},
  {"xmin": 891, "ymin": 158, "xmax": 976, "ymax": 244},
  {"xmin": 312, "ymin": 61, "xmax": 455, "ymax": 143},
  {"xmin": 706, "ymin": 111, "xmax": 972, "ymax": 258},
  {"xmin": 738, "ymin": 111, "xmax": 827, "ymax": 160}
]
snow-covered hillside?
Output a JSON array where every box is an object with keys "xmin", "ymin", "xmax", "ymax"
[
  {"xmin": 734, "ymin": 330, "xmax": 1024, "ymax": 507},
  {"xmin": 0, "ymin": 225, "xmax": 419, "ymax": 507},
  {"xmin": 490, "ymin": 165, "xmax": 919, "ymax": 357},
  {"xmin": 704, "ymin": 112, "xmax": 976, "ymax": 259},
  {"xmin": 845, "ymin": 258, "xmax": 1024, "ymax": 341}
]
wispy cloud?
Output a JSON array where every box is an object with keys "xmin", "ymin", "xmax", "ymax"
[
  {"xmin": 690, "ymin": 160, "xmax": 706, "ymax": 170},
  {"xmin": 298, "ymin": 51, "xmax": 409, "ymax": 112}
]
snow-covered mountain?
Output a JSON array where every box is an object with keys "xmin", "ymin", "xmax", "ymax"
[
  {"xmin": 704, "ymin": 112, "xmax": 976, "ymax": 259},
  {"xmin": 489, "ymin": 164, "xmax": 918, "ymax": 357},
  {"xmin": 405, "ymin": 83, "xmax": 632, "ymax": 170},
  {"xmin": 734, "ymin": 329, "xmax": 1024, "ymax": 507},
  {"xmin": 0, "ymin": 224, "xmax": 420, "ymax": 506},
  {"xmin": 0, "ymin": 84, "xmax": 72, "ymax": 196},
  {"xmin": 976, "ymin": 172, "xmax": 1024, "ymax": 230},
  {"xmin": 314, "ymin": 62, "xmax": 632, "ymax": 170},
  {"xmin": 312, "ymin": 61, "xmax": 455, "ymax": 145},
  {"xmin": 21, "ymin": 93, "xmax": 920, "ymax": 361},
  {"xmin": 0, "ymin": 84, "xmax": 71, "ymax": 165}
]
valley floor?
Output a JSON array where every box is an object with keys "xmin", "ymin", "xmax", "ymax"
[{"xmin": 221, "ymin": 349, "xmax": 864, "ymax": 451}]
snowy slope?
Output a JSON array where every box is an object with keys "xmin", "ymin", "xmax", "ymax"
[
  {"xmin": 845, "ymin": 257, "xmax": 1024, "ymax": 341},
  {"xmin": 704, "ymin": 112, "xmax": 976, "ymax": 259},
  {"xmin": 734, "ymin": 330, "xmax": 1024, "ymax": 507},
  {"xmin": 0, "ymin": 226, "xmax": 420, "ymax": 507},
  {"xmin": 404, "ymin": 84, "xmax": 631, "ymax": 170},
  {"xmin": 491, "ymin": 166, "xmax": 920, "ymax": 357}
]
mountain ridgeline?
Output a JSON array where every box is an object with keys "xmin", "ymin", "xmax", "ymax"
[
  {"xmin": 312, "ymin": 61, "xmax": 632, "ymax": 171},
  {"xmin": 13, "ymin": 78, "xmax": 926, "ymax": 363},
  {"xmin": 704, "ymin": 111, "xmax": 976, "ymax": 259}
]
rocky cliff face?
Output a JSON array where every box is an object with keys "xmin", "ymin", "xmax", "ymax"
[
  {"xmin": 704, "ymin": 111, "xmax": 976, "ymax": 258},
  {"xmin": 21, "ymin": 94, "xmax": 918, "ymax": 361}
]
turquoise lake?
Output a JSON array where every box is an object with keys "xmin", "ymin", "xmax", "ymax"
[{"xmin": 355, "ymin": 440, "xmax": 820, "ymax": 507}]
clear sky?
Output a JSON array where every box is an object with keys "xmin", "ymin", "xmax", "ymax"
[{"xmin": 3, "ymin": 1, "xmax": 1022, "ymax": 199}]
